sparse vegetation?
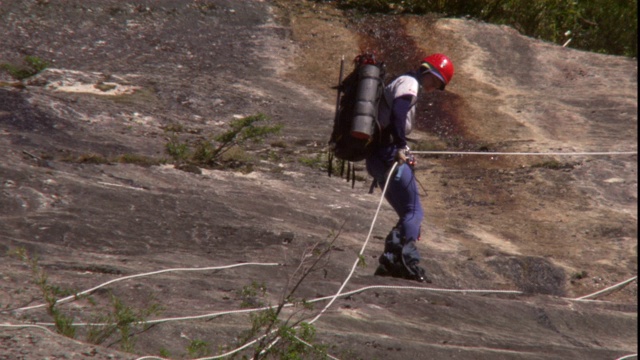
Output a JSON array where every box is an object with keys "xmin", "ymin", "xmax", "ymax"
[
  {"xmin": 0, "ymin": 81, "xmax": 26, "ymax": 89},
  {"xmin": 357, "ymin": 254, "xmax": 367, "ymax": 267},
  {"xmin": 531, "ymin": 160, "xmax": 576, "ymax": 170},
  {"xmin": 571, "ymin": 270, "xmax": 588, "ymax": 280},
  {"xmin": 4, "ymin": 233, "xmax": 337, "ymax": 359},
  {"xmin": 0, "ymin": 55, "xmax": 49, "ymax": 80},
  {"xmin": 299, "ymin": 153, "xmax": 328, "ymax": 171},
  {"xmin": 165, "ymin": 113, "xmax": 282, "ymax": 171},
  {"xmin": 186, "ymin": 339, "xmax": 211, "ymax": 358},
  {"xmin": 191, "ymin": 0, "xmax": 218, "ymax": 14},
  {"xmin": 8, "ymin": 248, "xmax": 76, "ymax": 338},
  {"xmin": 61, "ymin": 153, "xmax": 163, "ymax": 167},
  {"xmin": 73, "ymin": 154, "xmax": 111, "ymax": 164},
  {"xmin": 270, "ymin": 140, "xmax": 288, "ymax": 149},
  {"xmin": 86, "ymin": 293, "xmax": 163, "ymax": 353},
  {"xmin": 8, "ymin": 247, "xmax": 162, "ymax": 354},
  {"xmin": 328, "ymin": 0, "xmax": 637, "ymax": 57},
  {"xmin": 211, "ymin": 114, "xmax": 282, "ymax": 161},
  {"xmin": 161, "ymin": 123, "xmax": 186, "ymax": 133},
  {"xmin": 165, "ymin": 134, "xmax": 191, "ymax": 161},
  {"xmin": 228, "ymin": 237, "xmax": 337, "ymax": 359},
  {"xmin": 158, "ymin": 348, "xmax": 171, "ymax": 358},
  {"xmin": 94, "ymin": 82, "xmax": 117, "ymax": 92},
  {"xmin": 114, "ymin": 153, "xmax": 162, "ymax": 167}
]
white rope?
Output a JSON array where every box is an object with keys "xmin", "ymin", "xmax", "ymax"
[
  {"xmin": 4, "ymin": 151, "xmax": 635, "ymax": 359},
  {"xmin": 572, "ymin": 276, "xmax": 637, "ymax": 301},
  {"xmin": 307, "ymin": 162, "xmax": 399, "ymax": 326},
  {"xmin": 10, "ymin": 161, "xmax": 523, "ymax": 360},
  {"xmin": 411, "ymin": 150, "xmax": 637, "ymax": 156},
  {"xmin": 24, "ymin": 283, "xmax": 523, "ymax": 328},
  {"xmin": 311, "ymin": 284, "xmax": 523, "ymax": 300},
  {"xmin": 616, "ymin": 355, "xmax": 638, "ymax": 360},
  {"xmin": 9, "ymin": 266, "xmax": 635, "ymax": 359},
  {"xmin": 0, "ymin": 323, "xmax": 53, "ymax": 333},
  {"xmin": 33, "ymin": 305, "xmax": 277, "ymax": 327},
  {"xmin": 8, "ymin": 262, "xmax": 280, "ymax": 313},
  {"xmin": 292, "ymin": 335, "xmax": 340, "ymax": 360},
  {"xmin": 249, "ymin": 161, "xmax": 402, "ymax": 357},
  {"xmin": 3, "ymin": 162, "xmax": 629, "ymax": 357},
  {"xmin": 249, "ymin": 162, "xmax": 401, "ymax": 358}
]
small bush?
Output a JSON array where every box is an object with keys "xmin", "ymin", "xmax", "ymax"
[
  {"xmin": 187, "ymin": 339, "xmax": 211, "ymax": 358},
  {"xmin": 571, "ymin": 270, "xmax": 588, "ymax": 280},
  {"xmin": 191, "ymin": 138, "xmax": 217, "ymax": 164},
  {"xmin": 531, "ymin": 160, "xmax": 575, "ymax": 170},
  {"xmin": 161, "ymin": 123, "xmax": 185, "ymax": 133},
  {"xmin": 115, "ymin": 154, "xmax": 161, "ymax": 167},
  {"xmin": 61, "ymin": 152, "xmax": 163, "ymax": 167},
  {"xmin": 86, "ymin": 293, "xmax": 163, "ymax": 353},
  {"xmin": 299, "ymin": 153, "xmax": 327, "ymax": 171},
  {"xmin": 0, "ymin": 56, "xmax": 49, "ymax": 80},
  {"xmin": 73, "ymin": 154, "xmax": 110, "ymax": 165},
  {"xmin": 165, "ymin": 113, "xmax": 282, "ymax": 171},
  {"xmin": 165, "ymin": 135, "xmax": 191, "ymax": 161}
]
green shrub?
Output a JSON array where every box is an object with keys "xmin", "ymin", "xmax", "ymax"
[
  {"xmin": 165, "ymin": 135, "xmax": 191, "ymax": 161},
  {"xmin": 0, "ymin": 56, "xmax": 49, "ymax": 80},
  {"xmin": 165, "ymin": 113, "xmax": 282, "ymax": 170},
  {"xmin": 299, "ymin": 153, "xmax": 327, "ymax": 171},
  {"xmin": 86, "ymin": 293, "xmax": 163, "ymax": 353},
  {"xmin": 73, "ymin": 154, "xmax": 110, "ymax": 164},
  {"xmin": 187, "ymin": 339, "xmax": 211, "ymax": 358},
  {"xmin": 9, "ymin": 248, "xmax": 76, "ymax": 338},
  {"xmin": 115, "ymin": 154, "xmax": 161, "ymax": 167},
  {"xmin": 531, "ymin": 160, "xmax": 576, "ymax": 170},
  {"xmin": 213, "ymin": 114, "xmax": 283, "ymax": 159}
]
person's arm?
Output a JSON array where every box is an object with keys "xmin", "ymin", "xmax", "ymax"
[{"xmin": 389, "ymin": 95, "xmax": 415, "ymax": 148}]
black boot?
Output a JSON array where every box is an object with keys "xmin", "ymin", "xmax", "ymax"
[
  {"xmin": 406, "ymin": 264, "xmax": 432, "ymax": 283},
  {"xmin": 374, "ymin": 264, "xmax": 390, "ymax": 277},
  {"xmin": 377, "ymin": 254, "xmax": 410, "ymax": 279}
]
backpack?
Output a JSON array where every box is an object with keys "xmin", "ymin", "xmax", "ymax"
[{"xmin": 328, "ymin": 53, "xmax": 386, "ymax": 187}]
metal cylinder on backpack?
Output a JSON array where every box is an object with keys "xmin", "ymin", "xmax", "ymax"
[{"xmin": 350, "ymin": 64, "xmax": 380, "ymax": 140}]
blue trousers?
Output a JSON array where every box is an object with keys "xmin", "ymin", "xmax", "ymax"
[{"xmin": 366, "ymin": 149, "xmax": 424, "ymax": 267}]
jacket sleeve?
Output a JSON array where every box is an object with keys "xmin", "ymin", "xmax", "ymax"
[{"xmin": 389, "ymin": 95, "xmax": 414, "ymax": 148}]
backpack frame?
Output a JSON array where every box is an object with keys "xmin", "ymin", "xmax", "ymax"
[{"xmin": 328, "ymin": 53, "xmax": 386, "ymax": 187}]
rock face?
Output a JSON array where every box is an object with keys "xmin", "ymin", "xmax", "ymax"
[{"xmin": 0, "ymin": 1, "xmax": 636, "ymax": 359}]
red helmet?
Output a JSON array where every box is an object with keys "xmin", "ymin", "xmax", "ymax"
[{"xmin": 421, "ymin": 53, "xmax": 454, "ymax": 90}]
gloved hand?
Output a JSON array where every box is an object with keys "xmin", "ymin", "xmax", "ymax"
[
  {"xmin": 406, "ymin": 150, "xmax": 416, "ymax": 168},
  {"xmin": 395, "ymin": 147, "xmax": 408, "ymax": 165},
  {"xmin": 395, "ymin": 146, "xmax": 417, "ymax": 168}
]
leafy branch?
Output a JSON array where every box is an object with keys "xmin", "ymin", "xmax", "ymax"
[
  {"xmin": 166, "ymin": 113, "xmax": 282, "ymax": 169},
  {"xmin": 229, "ymin": 231, "xmax": 341, "ymax": 359}
]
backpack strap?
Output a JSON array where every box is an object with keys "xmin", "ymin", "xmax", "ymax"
[
  {"xmin": 368, "ymin": 178, "xmax": 378, "ymax": 194},
  {"xmin": 408, "ymin": 71, "xmax": 422, "ymax": 103}
]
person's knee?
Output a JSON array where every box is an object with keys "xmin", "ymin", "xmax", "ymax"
[{"xmin": 400, "ymin": 215, "xmax": 422, "ymax": 240}]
